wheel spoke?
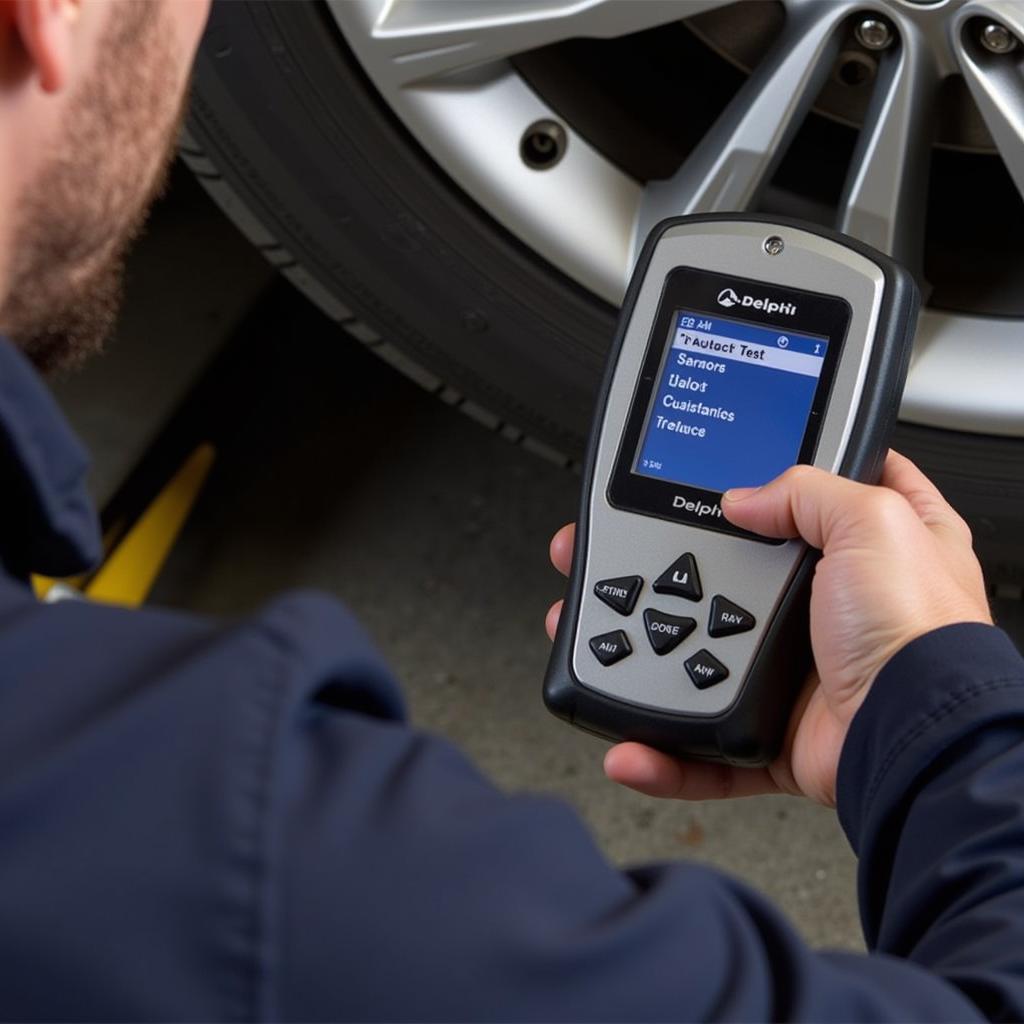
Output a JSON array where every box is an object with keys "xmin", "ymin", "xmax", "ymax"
[
  {"xmin": 836, "ymin": 30, "xmax": 937, "ymax": 275},
  {"xmin": 953, "ymin": 2, "xmax": 1024, "ymax": 205},
  {"xmin": 636, "ymin": 1, "xmax": 854, "ymax": 250},
  {"xmin": 342, "ymin": 0, "xmax": 735, "ymax": 87}
]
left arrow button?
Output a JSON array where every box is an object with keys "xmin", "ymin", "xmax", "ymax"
[{"xmin": 593, "ymin": 575, "xmax": 643, "ymax": 615}]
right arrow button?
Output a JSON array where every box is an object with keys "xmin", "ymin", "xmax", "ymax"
[{"xmin": 708, "ymin": 595, "xmax": 756, "ymax": 638}]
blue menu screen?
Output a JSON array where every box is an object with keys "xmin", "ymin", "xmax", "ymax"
[{"xmin": 634, "ymin": 310, "xmax": 830, "ymax": 493}]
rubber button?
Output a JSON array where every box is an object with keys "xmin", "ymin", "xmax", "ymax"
[
  {"xmin": 589, "ymin": 630, "xmax": 632, "ymax": 666},
  {"xmin": 643, "ymin": 608, "xmax": 696, "ymax": 655},
  {"xmin": 708, "ymin": 595, "xmax": 756, "ymax": 638},
  {"xmin": 685, "ymin": 649, "xmax": 729, "ymax": 689},
  {"xmin": 593, "ymin": 575, "xmax": 642, "ymax": 616},
  {"xmin": 653, "ymin": 553, "xmax": 702, "ymax": 602}
]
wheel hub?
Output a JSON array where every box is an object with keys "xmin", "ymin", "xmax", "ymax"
[
  {"xmin": 686, "ymin": 0, "xmax": 994, "ymax": 152},
  {"xmin": 329, "ymin": 0, "xmax": 1024, "ymax": 437}
]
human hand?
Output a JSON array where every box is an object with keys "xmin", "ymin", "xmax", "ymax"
[{"xmin": 546, "ymin": 451, "xmax": 992, "ymax": 806}]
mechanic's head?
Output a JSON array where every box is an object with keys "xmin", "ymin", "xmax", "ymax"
[{"xmin": 0, "ymin": 0, "xmax": 209, "ymax": 372}]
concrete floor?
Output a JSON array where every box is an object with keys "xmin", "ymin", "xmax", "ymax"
[{"xmin": 60, "ymin": 165, "xmax": 1023, "ymax": 955}]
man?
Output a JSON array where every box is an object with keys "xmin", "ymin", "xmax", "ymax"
[{"xmin": 1, "ymin": 1, "xmax": 1022, "ymax": 1020}]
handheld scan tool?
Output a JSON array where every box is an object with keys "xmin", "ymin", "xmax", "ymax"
[{"xmin": 545, "ymin": 215, "xmax": 919, "ymax": 765}]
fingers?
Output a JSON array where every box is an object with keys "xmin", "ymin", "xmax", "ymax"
[
  {"xmin": 880, "ymin": 449, "xmax": 944, "ymax": 503},
  {"xmin": 547, "ymin": 525, "xmax": 573, "ymax": 640},
  {"xmin": 880, "ymin": 450, "xmax": 972, "ymax": 545},
  {"xmin": 604, "ymin": 743, "xmax": 781, "ymax": 800},
  {"xmin": 549, "ymin": 523, "xmax": 575, "ymax": 577},
  {"xmin": 722, "ymin": 456, "xmax": 971, "ymax": 555},
  {"xmin": 722, "ymin": 465, "xmax": 879, "ymax": 549},
  {"xmin": 545, "ymin": 600, "xmax": 563, "ymax": 642}
]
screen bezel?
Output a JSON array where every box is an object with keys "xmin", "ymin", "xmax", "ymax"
[{"xmin": 607, "ymin": 266, "xmax": 852, "ymax": 542}]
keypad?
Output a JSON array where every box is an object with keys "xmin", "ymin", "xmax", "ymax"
[{"xmin": 587, "ymin": 551, "xmax": 754, "ymax": 691}]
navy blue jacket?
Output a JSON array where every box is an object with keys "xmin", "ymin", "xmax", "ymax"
[{"xmin": 2, "ymin": 336, "xmax": 1024, "ymax": 1021}]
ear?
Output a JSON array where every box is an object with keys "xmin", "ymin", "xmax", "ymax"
[{"xmin": 12, "ymin": 0, "xmax": 81, "ymax": 93}]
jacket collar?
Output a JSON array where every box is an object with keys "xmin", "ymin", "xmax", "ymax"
[{"xmin": 0, "ymin": 338, "xmax": 101, "ymax": 580}]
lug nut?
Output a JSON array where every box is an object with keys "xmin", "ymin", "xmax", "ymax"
[
  {"xmin": 980, "ymin": 21, "xmax": 1018, "ymax": 54},
  {"xmin": 520, "ymin": 120, "xmax": 567, "ymax": 171},
  {"xmin": 855, "ymin": 17, "xmax": 894, "ymax": 51}
]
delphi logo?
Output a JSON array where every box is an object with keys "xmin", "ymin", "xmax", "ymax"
[
  {"xmin": 673, "ymin": 495, "xmax": 722, "ymax": 519},
  {"xmin": 717, "ymin": 286, "xmax": 797, "ymax": 316}
]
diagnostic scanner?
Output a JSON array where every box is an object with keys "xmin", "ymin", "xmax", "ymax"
[{"xmin": 544, "ymin": 215, "xmax": 920, "ymax": 765}]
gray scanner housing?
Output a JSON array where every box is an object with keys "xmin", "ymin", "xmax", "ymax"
[{"xmin": 545, "ymin": 215, "xmax": 919, "ymax": 764}]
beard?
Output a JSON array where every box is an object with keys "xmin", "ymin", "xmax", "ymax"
[{"xmin": 0, "ymin": 2, "xmax": 186, "ymax": 373}]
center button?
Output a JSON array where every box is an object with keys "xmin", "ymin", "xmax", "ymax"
[{"xmin": 643, "ymin": 609, "xmax": 696, "ymax": 655}]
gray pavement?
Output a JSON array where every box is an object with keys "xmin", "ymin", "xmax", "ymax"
[{"xmin": 56, "ymin": 168, "xmax": 873, "ymax": 952}]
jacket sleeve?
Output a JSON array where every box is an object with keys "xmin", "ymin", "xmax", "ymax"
[
  {"xmin": 266, "ymin": 611, "xmax": 1024, "ymax": 1022},
  {"xmin": 837, "ymin": 622, "xmax": 1024, "ymax": 1021}
]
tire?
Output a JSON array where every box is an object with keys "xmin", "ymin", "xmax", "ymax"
[{"xmin": 184, "ymin": 0, "xmax": 1024, "ymax": 585}]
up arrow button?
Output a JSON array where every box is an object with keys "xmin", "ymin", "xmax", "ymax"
[{"xmin": 652, "ymin": 553, "xmax": 702, "ymax": 602}]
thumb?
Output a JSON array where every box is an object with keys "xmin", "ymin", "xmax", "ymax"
[{"xmin": 721, "ymin": 465, "xmax": 895, "ymax": 551}]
